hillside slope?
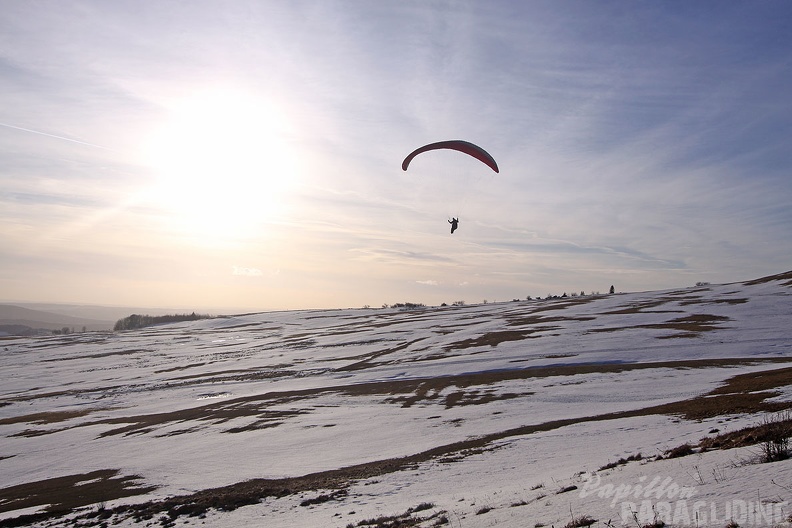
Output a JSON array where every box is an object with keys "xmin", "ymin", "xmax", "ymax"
[{"xmin": 1, "ymin": 271, "xmax": 791, "ymax": 527}]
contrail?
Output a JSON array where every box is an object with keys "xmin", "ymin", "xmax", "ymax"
[{"xmin": 0, "ymin": 122, "xmax": 114, "ymax": 151}]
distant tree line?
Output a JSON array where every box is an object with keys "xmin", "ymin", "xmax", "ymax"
[
  {"xmin": 53, "ymin": 326, "xmax": 87, "ymax": 335},
  {"xmin": 381, "ymin": 302, "xmax": 426, "ymax": 310},
  {"xmin": 369, "ymin": 286, "xmax": 621, "ymax": 311},
  {"xmin": 0, "ymin": 325, "xmax": 92, "ymax": 337},
  {"xmin": 113, "ymin": 312, "xmax": 210, "ymax": 331}
]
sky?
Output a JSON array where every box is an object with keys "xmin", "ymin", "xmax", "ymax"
[{"xmin": 1, "ymin": 1, "xmax": 791, "ymax": 312}]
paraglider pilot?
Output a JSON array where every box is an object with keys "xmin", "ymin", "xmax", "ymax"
[{"xmin": 448, "ymin": 217, "xmax": 459, "ymax": 234}]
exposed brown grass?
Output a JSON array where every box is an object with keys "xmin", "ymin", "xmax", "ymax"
[
  {"xmin": 602, "ymin": 299, "xmax": 677, "ymax": 314},
  {"xmin": 699, "ymin": 414, "xmax": 792, "ymax": 453},
  {"xmin": 41, "ymin": 348, "xmax": 154, "ymax": 362},
  {"xmin": 679, "ymin": 298, "xmax": 748, "ymax": 306},
  {"xmin": 0, "ymin": 469, "xmax": 155, "ymax": 522},
  {"xmin": 598, "ymin": 453, "xmax": 643, "ymax": 471},
  {"xmin": 743, "ymin": 270, "xmax": 792, "ymax": 286},
  {"xmin": 0, "ymin": 409, "xmax": 94, "ymax": 426},
  {"xmin": 709, "ymin": 366, "xmax": 792, "ymax": 394},
  {"xmin": 444, "ymin": 329, "xmax": 546, "ymax": 350},
  {"xmin": 564, "ymin": 515, "xmax": 597, "ymax": 528},
  {"xmin": 587, "ymin": 313, "xmax": 730, "ymax": 338},
  {"xmin": 350, "ymin": 502, "xmax": 444, "ymax": 527}
]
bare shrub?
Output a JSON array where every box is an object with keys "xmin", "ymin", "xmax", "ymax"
[
  {"xmin": 599, "ymin": 453, "xmax": 643, "ymax": 470},
  {"xmin": 664, "ymin": 443, "xmax": 694, "ymax": 459},
  {"xmin": 564, "ymin": 515, "xmax": 597, "ymax": 528},
  {"xmin": 760, "ymin": 411, "xmax": 792, "ymax": 462}
]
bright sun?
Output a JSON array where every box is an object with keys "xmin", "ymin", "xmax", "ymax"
[{"xmin": 144, "ymin": 88, "xmax": 298, "ymax": 244}]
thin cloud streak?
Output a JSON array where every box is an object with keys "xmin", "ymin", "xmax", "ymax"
[{"xmin": 0, "ymin": 122, "xmax": 114, "ymax": 151}]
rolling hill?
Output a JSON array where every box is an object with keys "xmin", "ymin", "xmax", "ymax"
[{"xmin": 1, "ymin": 270, "xmax": 791, "ymax": 527}]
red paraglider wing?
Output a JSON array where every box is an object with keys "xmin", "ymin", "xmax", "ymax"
[{"xmin": 401, "ymin": 140, "xmax": 499, "ymax": 173}]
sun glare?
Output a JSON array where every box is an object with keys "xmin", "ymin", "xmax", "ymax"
[{"xmin": 143, "ymin": 88, "xmax": 298, "ymax": 244}]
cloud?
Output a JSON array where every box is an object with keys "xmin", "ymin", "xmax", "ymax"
[
  {"xmin": 232, "ymin": 266, "xmax": 264, "ymax": 277},
  {"xmin": 416, "ymin": 280, "xmax": 438, "ymax": 286},
  {"xmin": 349, "ymin": 248, "xmax": 454, "ymax": 264}
]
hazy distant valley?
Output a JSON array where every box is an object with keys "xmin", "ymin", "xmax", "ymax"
[{"xmin": 0, "ymin": 303, "xmax": 220, "ymax": 336}]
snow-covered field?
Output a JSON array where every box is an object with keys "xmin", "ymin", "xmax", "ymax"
[{"xmin": 2, "ymin": 272, "xmax": 792, "ymax": 527}]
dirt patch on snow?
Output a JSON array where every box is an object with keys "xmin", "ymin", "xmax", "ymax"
[
  {"xmin": 587, "ymin": 313, "xmax": 730, "ymax": 338},
  {"xmin": 0, "ymin": 469, "xmax": 155, "ymax": 523}
]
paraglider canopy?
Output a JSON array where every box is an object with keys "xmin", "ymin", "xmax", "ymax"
[{"xmin": 401, "ymin": 140, "xmax": 499, "ymax": 173}]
